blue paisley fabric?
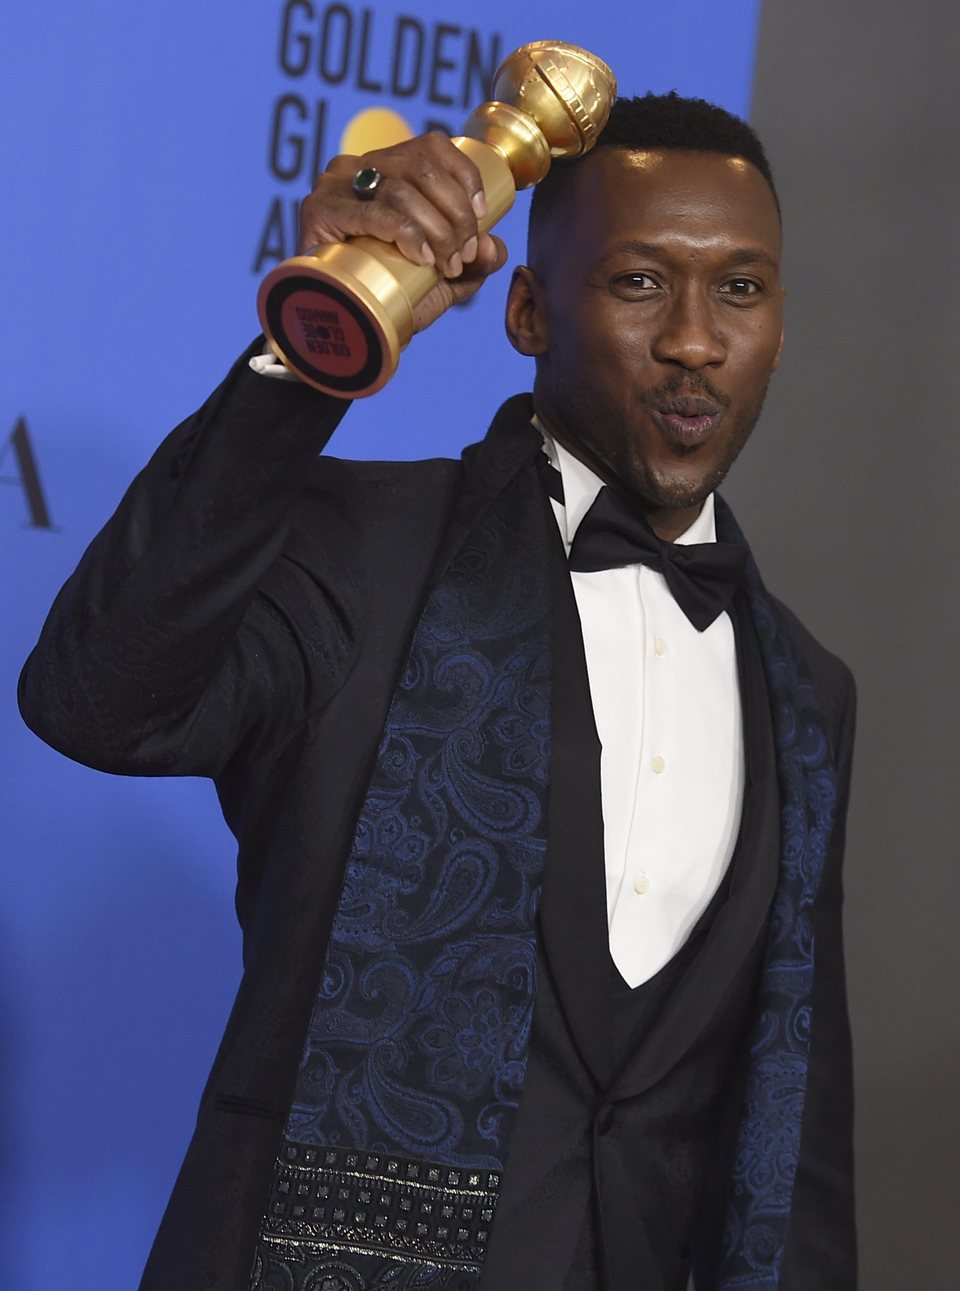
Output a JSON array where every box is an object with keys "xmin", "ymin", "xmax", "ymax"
[
  {"xmin": 252, "ymin": 447, "xmax": 552, "ymax": 1288},
  {"xmin": 714, "ymin": 497, "xmax": 838, "ymax": 1291}
]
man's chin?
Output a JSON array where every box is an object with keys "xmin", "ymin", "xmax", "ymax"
[
  {"xmin": 636, "ymin": 440, "xmax": 752, "ymax": 509},
  {"xmin": 621, "ymin": 466, "xmax": 720, "ymax": 514}
]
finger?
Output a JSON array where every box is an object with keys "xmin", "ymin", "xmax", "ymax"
[
  {"xmin": 339, "ymin": 142, "xmax": 481, "ymax": 275},
  {"xmin": 364, "ymin": 133, "xmax": 486, "ymax": 270},
  {"xmin": 448, "ymin": 234, "xmax": 508, "ymax": 298},
  {"xmin": 312, "ymin": 136, "xmax": 486, "ymax": 272},
  {"xmin": 363, "ymin": 172, "xmax": 474, "ymax": 277},
  {"xmin": 325, "ymin": 134, "xmax": 485, "ymax": 217},
  {"xmin": 471, "ymin": 233, "xmax": 508, "ymax": 278},
  {"xmin": 298, "ymin": 170, "xmax": 437, "ymax": 267},
  {"xmin": 370, "ymin": 132, "xmax": 487, "ymax": 221},
  {"xmin": 411, "ymin": 234, "xmax": 508, "ymax": 333}
]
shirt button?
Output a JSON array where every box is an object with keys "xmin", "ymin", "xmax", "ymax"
[
  {"xmin": 654, "ymin": 636, "xmax": 668, "ymax": 656},
  {"xmin": 651, "ymin": 755, "xmax": 666, "ymax": 774},
  {"xmin": 633, "ymin": 874, "xmax": 651, "ymax": 895}
]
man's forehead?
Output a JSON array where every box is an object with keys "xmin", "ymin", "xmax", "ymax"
[
  {"xmin": 527, "ymin": 143, "xmax": 782, "ymax": 272},
  {"xmin": 587, "ymin": 147, "xmax": 773, "ymax": 200},
  {"xmin": 573, "ymin": 147, "xmax": 782, "ymax": 241}
]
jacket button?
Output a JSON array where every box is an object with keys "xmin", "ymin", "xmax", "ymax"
[{"xmin": 595, "ymin": 1103, "xmax": 615, "ymax": 1135}]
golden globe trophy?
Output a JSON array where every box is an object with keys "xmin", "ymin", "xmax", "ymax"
[{"xmin": 257, "ymin": 41, "xmax": 616, "ymax": 397}]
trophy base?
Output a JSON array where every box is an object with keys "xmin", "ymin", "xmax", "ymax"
[
  {"xmin": 260, "ymin": 271, "xmax": 390, "ymax": 397},
  {"xmin": 258, "ymin": 239, "xmax": 431, "ymax": 398}
]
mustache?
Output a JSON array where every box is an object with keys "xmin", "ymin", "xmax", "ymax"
[{"xmin": 641, "ymin": 374, "xmax": 732, "ymax": 411}]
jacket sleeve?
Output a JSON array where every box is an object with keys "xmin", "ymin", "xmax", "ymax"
[
  {"xmin": 780, "ymin": 659, "xmax": 858, "ymax": 1289},
  {"xmin": 18, "ymin": 344, "xmax": 361, "ymax": 779}
]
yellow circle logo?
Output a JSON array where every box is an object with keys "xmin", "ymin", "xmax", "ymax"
[{"xmin": 340, "ymin": 108, "xmax": 414, "ymax": 156}]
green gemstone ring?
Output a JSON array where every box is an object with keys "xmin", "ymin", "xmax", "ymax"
[{"xmin": 352, "ymin": 167, "xmax": 383, "ymax": 201}]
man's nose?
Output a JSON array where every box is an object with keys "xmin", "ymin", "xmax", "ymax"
[{"xmin": 651, "ymin": 292, "xmax": 726, "ymax": 369}]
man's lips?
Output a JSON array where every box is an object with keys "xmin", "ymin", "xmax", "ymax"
[{"xmin": 648, "ymin": 395, "xmax": 725, "ymax": 447}]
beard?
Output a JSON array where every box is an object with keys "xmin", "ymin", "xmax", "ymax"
[{"xmin": 542, "ymin": 369, "xmax": 771, "ymax": 515}]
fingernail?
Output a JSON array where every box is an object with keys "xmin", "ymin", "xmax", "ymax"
[
  {"xmin": 472, "ymin": 190, "xmax": 487, "ymax": 218},
  {"xmin": 447, "ymin": 252, "xmax": 463, "ymax": 277},
  {"xmin": 462, "ymin": 236, "xmax": 478, "ymax": 264},
  {"xmin": 419, "ymin": 241, "xmax": 435, "ymax": 266}
]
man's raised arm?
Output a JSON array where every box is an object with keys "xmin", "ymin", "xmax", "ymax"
[{"xmin": 18, "ymin": 134, "xmax": 507, "ymax": 778}]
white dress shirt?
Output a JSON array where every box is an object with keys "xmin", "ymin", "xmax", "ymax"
[{"xmin": 543, "ymin": 433, "xmax": 744, "ymax": 989}]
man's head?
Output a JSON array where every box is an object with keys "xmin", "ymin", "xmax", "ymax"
[{"xmin": 505, "ymin": 93, "xmax": 785, "ymax": 540}]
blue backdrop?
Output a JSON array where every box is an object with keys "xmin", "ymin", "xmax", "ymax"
[{"xmin": 1, "ymin": 2, "xmax": 761, "ymax": 1283}]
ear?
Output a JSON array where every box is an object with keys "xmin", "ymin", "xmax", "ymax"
[{"xmin": 505, "ymin": 265, "xmax": 548, "ymax": 356}]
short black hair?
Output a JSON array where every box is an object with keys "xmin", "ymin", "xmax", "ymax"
[{"xmin": 529, "ymin": 90, "xmax": 779, "ymax": 242}]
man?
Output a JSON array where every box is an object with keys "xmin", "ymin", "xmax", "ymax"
[{"xmin": 19, "ymin": 94, "xmax": 857, "ymax": 1290}]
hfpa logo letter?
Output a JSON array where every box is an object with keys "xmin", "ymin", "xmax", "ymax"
[{"xmin": 1, "ymin": 418, "xmax": 55, "ymax": 529}]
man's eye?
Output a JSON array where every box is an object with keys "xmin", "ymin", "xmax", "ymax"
[
  {"xmin": 720, "ymin": 278, "xmax": 761, "ymax": 298},
  {"xmin": 615, "ymin": 272, "xmax": 660, "ymax": 291}
]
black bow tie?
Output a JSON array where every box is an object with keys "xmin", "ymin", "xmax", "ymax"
[{"xmin": 541, "ymin": 460, "xmax": 746, "ymax": 631}]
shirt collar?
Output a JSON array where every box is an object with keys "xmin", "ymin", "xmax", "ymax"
[{"xmin": 538, "ymin": 425, "xmax": 717, "ymax": 550}]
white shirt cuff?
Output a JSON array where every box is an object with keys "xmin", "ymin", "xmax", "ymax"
[{"xmin": 248, "ymin": 341, "xmax": 302, "ymax": 381}]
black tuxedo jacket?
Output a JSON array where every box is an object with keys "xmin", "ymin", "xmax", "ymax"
[{"xmin": 19, "ymin": 346, "xmax": 857, "ymax": 1290}]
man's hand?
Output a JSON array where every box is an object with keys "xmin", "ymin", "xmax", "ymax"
[{"xmin": 298, "ymin": 133, "xmax": 508, "ymax": 334}]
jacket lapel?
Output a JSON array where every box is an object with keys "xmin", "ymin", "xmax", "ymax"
[
  {"xmin": 426, "ymin": 394, "xmax": 544, "ymax": 590},
  {"xmin": 713, "ymin": 496, "xmax": 841, "ymax": 1291},
  {"xmin": 430, "ymin": 394, "xmax": 616, "ymax": 1089},
  {"xmin": 537, "ymin": 513, "xmax": 615, "ymax": 1091}
]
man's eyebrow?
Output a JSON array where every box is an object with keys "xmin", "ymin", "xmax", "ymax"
[
  {"xmin": 598, "ymin": 240, "xmax": 667, "ymax": 262},
  {"xmin": 599, "ymin": 240, "xmax": 780, "ymax": 270},
  {"xmin": 726, "ymin": 247, "xmax": 780, "ymax": 270}
]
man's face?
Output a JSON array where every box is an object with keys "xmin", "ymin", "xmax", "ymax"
[{"xmin": 506, "ymin": 147, "xmax": 784, "ymax": 540}]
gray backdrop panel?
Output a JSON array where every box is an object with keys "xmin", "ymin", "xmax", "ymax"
[{"xmin": 732, "ymin": 1, "xmax": 960, "ymax": 1284}]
